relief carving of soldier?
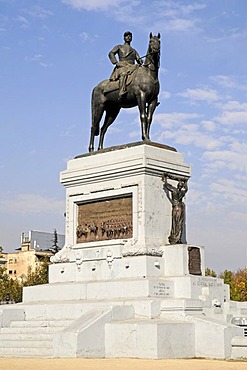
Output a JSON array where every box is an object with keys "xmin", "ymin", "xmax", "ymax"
[{"xmin": 108, "ymin": 31, "xmax": 143, "ymax": 99}]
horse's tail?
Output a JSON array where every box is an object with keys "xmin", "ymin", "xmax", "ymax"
[{"xmin": 91, "ymin": 86, "xmax": 100, "ymax": 136}]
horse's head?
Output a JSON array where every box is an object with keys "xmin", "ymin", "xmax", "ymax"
[{"xmin": 149, "ymin": 32, "xmax": 161, "ymax": 54}]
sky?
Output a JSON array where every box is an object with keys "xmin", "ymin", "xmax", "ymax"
[{"xmin": 0, "ymin": 0, "xmax": 247, "ymax": 273}]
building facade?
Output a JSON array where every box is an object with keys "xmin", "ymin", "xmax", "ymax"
[{"xmin": 2, "ymin": 231, "xmax": 65, "ymax": 280}]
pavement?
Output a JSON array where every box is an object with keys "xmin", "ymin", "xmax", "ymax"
[{"xmin": 0, "ymin": 358, "xmax": 246, "ymax": 370}]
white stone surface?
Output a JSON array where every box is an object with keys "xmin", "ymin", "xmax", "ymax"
[
  {"xmin": 231, "ymin": 336, "xmax": 247, "ymax": 359},
  {"xmin": 54, "ymin": 142, "xmax": 191, "ymax": 268},
  {"xmin": 105, "ymin": 318, "xmax": 195, "ymax": 358},
  {"xmin": 23, "ymin": 277, "xmax": 174, "ymax": 303},
  {"xmin": 192, "ymin": 315, "xmax": 243, "ymax": 359},
  {"xmin": 163, "ymin": 244, "xmax": 205, "ymax": 276},
  {"xmin": 1, "ymin": 143, "xmax": 246, "ymax": 360}
]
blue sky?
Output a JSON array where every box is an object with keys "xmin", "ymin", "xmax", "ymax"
[{"xmin": 0, "ymin": 0, "xmax": 246, "ymax": 273}]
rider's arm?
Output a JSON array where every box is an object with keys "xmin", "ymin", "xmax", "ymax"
[
  {"xmin": 108, "ymin": 45, "xmax": 120, "ymax": 65},
  {"xmin": 135, "ymin": 50, "xmax": 143, "ymax": 65}
]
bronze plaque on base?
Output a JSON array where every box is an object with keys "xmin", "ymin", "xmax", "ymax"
[
  {"xmin": 77, "ymin": 195, "xmax": 132, "ymax": 243},
  {"xmin": 188, "ymin": 246, "xmax": 202, "ymax": 275}
]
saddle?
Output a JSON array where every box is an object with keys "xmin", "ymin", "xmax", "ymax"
[{"xmin": 103, "ymin": 65, "xmax": 139, "ymax": 95}]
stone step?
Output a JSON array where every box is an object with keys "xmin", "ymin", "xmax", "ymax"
[
  {"xmin": 0, "ymin": 326, "xmax": 60, "ymax": 334},
  {"xmin": 231, "ymin": 336, "xmax": 247, "ymax": 359},
  {"xmin": 0, "ymin": 332, "xmax": 54, "ymax": 341},
  {"xmin": 0, "ymin": 318, "xmax": 74, "ymax": 358},
  {"xmin": 23, "ymin": 278, "xmax": 175, "ymax": 303},
  {"xmin": 0, "ymin": 346, "xmax": 54, "ymax": 357},
  {"xmin": 9, "ymin": 319, "xmax": 73, "ymax": 328},
  {"xmin": 0, "ymin": 339, "xmax": 52, "ymax": 348}
]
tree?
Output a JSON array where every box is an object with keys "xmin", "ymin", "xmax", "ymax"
[
  {"xmin": 0, "ymin": 266, "xmax": 23, "ymax": 303},
  {"xmin": 220, "ymin": 268, "xmax": 247, "ymax": 302},
  {"xmin": 50, "ymin": 229, "xmax": 60, "ymax": 254},
  {"xmin": 24, "ymin": 256, "xmax": 50, "ymax": 287},
  {"xmin": 205, "ymin": 267, "xmax": 217, "ymax": 277}
]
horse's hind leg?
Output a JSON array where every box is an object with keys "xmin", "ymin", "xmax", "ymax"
[
  {"xmin": 89, "ymin": 87, "xmax": 105, "ymax": 152},
  {"xmin": 98, "ymin": 104, "xmax": 120, "ymax": 150}
]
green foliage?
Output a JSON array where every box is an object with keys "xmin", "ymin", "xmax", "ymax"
[
  {"xmin": 24, "ymin": 257, "xmax": 50, "ymax": 287},
  {"xmin": 50, "ymin": 229, "xmax": 60, "ymax": 254},
  {"xmin": 205, "ymin": 267, "xmax": 217, "ymax": 277},
  {"xmin": 0, "ymin": 266, "xmax": 23, "ymax": 303},
  {"xmin": 0, "ymin": 257, "xmax": 50, "ymax": 303},
  {"xmin": 220, "ymin": 268, "xmax": 247, "ymax": 302}
]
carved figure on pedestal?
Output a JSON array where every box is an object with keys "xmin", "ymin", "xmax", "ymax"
[
  {"xmin": 89, "ymin": 32, "xmax": 161, "ymax": 152},
  {"xmin": 162, "ymin": 172, "xmax": 188, "ymax": 244}
]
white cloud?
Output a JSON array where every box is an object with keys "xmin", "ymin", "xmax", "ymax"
[
  {"xmin": 79, "ymin": 32, "xmax": 89, "ymax": 42},
  {"xmin": 155, "ymin": 112, "xmax": 201, "ymax": 126},
  {"xmin": 164, "ymin": 18, "xmax": 200, "ymax": 32},
  {"xmin": 22, "ymin": 6, "xmax": 53, "ymax": 19},
  {"xmin": 61, "ymin": 0, "xmax": 205, "ymax": 34},
  {"xmin": 215, "ymin": 111, "xmax": 247, "ymax": 125},
  {"xmin": 203, "ymin": 147, "xmax": 247, "ymax": 173},
  {"xmin": 210, "ymin": 179, "xmax": 247, "ymax": 204},
  {"xmin": 211, "ymin": 75, "xmax": 247, "ymax": 90},
  {"xmin": 16, "ymin": 15, "xmax": 29, "ymax": 28},
  {"xmin": 179, "ymin": 88, "xmax": 221, "ymax": 103},
  {"xmin": 157, "ymin": 121, "xmax": 222, "ymax": 150},
  {"xmin": 62, "ymin": 0, "xmax": 124, "ymax": 11},
  {"xmin": 79, "ymin": 32, "xmax": 98, "ymax": 42},
  {"xmin": 0, "ymin": 194, "xmax": 64, "ymax": 215},
  {"xmin": 155, "ymin": 1, "xmax": 206, "ymax": 18},
  {"xmin": 218, "ymin": 100, "xmax": 247, "ymax": 111},
  {"xmin": 160, "ymin": 90, "xmax": 171, "ymax": 100},
  {"xmin": 129, "ymin": 130, "xmax": 139, "ymax": 138},
  {"xmin": 202, "ymin": 120, "xmax": 216, "ymax": 132},
  {"xmin": 180, "ymin": 3, "xmax": 207, "ymax": 14},
  {"xmin": 25, "ymin": 54, "xmax": 43, "ymax": 62},
  {"xmin": 60, "ymin": 124, "xmax": 76, "ymax": 137},
  {"xmin": 25, "ymin": 54, "xmax": 52, "ymax": 68}
]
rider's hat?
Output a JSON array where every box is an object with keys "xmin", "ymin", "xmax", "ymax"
[{"xmin": 124, "ymin": 31, "xmax": 132, "ymax": 37}]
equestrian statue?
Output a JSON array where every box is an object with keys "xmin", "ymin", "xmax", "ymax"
[{"xmin": 89, "ymin": 32, "xmax": 161, "ymax": 152}]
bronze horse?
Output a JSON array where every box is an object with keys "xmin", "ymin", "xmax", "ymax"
[{"xmin": 89, "ymin": 33, "xmax": 161, "ymax": 152}]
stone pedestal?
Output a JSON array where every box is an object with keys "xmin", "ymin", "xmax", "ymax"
[
  {"xmin": 50, "ymin": 141, "xmax": 191, "ymax": 283},
  {"xmin": 0, "ymin": 142, "xmax": 245, "ymax": 360}
]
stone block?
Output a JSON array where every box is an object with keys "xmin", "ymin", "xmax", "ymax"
[
  {"xmin": 105, "ymin": 319, "xmax": 195, "ymax": 358},
  {"xmin": 163, "ymin": 244, "xmax": 205, "ymax": 277}
]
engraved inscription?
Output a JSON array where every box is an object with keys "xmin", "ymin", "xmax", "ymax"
[
  {"xmin": 77, "ymin": 195, "xmax": 132, "ymax": 243},
  {"xmin": 151, "ymin": 282, "xmax": 173, "ymax": 297},
  {"xmin": 188, "ymin": 246, "xmax": 202, "ymax": 275},
  {"xmin": 192, "ymin": 277, "xmax": 223, "ymax": 287}
]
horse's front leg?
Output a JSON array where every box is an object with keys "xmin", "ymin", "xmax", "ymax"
[
  {"xmin": 137, "ymin": 93, "xmax": 149, "ymax": 141},
  {"xmin": 146, "ymin": 97, "xmax": 158, "ymax": 139}
]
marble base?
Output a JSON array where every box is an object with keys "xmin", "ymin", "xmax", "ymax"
[{"xmin": 0, "ymin": 143, "xmax": 246, "ymax": 360}]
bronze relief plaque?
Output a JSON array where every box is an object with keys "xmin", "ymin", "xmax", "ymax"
[
  {"xmin": 188, "ymin": 247, "xmax": 202, "ymax": 275},
  {"xmin": 77, "ymin": 195, "xmax": 133, "ymax": 243}
]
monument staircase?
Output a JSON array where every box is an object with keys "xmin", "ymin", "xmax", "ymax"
[{"xmin": 0, "ymin": 142, "xmax": 246, "ymax": 359}]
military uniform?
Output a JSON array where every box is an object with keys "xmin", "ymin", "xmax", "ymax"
[{"xmin": 108, "ymin": 43, "xmax": 142, "ymax": 97}]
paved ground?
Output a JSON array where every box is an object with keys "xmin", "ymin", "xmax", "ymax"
[{"xmin": 0, "ymin": 358, "xmax": 246, "ymax": 370}]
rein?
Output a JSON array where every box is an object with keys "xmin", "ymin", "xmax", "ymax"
[{"xmin": 143, "ymin": 51, "xmax": 160, "ymax": 71}]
